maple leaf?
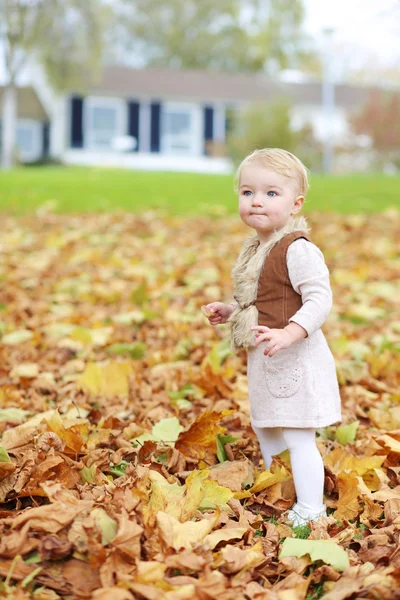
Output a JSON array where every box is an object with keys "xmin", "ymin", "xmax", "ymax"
[{"xmin": 175, "ymin": 410, "xmax": 233, "ymax": 459}]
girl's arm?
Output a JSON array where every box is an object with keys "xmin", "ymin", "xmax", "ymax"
[{"xmin": 286, "ymin": 239, "xmax": 333, "ymax": 338}]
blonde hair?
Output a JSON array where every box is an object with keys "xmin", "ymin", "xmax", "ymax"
[{"xmin": 234, "ymin": 148, "xmax": 310, "ymax": 197}]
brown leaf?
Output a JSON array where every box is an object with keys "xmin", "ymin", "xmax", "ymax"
[
  {"xmin": 175, "ymin": 411, "xmax": 231, "ymax": 459},
  {"xmin": 208, "ymin": 460, "xmax": 255, "ymax": 492}
]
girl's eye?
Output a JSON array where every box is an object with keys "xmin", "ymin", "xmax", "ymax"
[
  {"xmin": 267, "ymin": 191, "xmax": 277, "ymax": 197},
  {"xmin": 243, "ymin": 190, "xmax": 252, "ymax": 196}
]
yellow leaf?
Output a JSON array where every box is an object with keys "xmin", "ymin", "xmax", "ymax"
[
  {"xmin": 77, "ymin": 361, "xmax": 133, "ymax": 398},
  {"xmin": 156, "ymin": 511, "xmax": 213, "ymax": 551},
  {"xmin": 145, "ymin": 469, "xmax": 232, "ymax": 524},
  {"xmin": 146, "ymin": 478, "xmax": 185, "ymax": 522},
  {"xmin": 325, "ymin": 447, "xmax": 385, "ymax": 475},
  {"xmin": 77, "ymin": 363, "xmax": 103, "ymax": 396},
  {"xmin": 334, "ymin": 471, "xmax": 362, "ymax": 520},
  {"xmin": 180, "ymin": 470, "xmax": 207, "ymax": 521},
  {"xmin": 9, "ymin": 363, "xmax": 40, "ymax": 378},
  {"xmin": 45, "ymin": 412, "xmax": 89, "ymax": 453},
  {"xmin": 203, "ymin": 527, "xmax": 248, "ymax": 550},
  {"xmin": 198, "ymin": 477, "xmax": 234, "ymax": 511},
  {"xmin": 134, "ymin": 561, "xmax": 166, "ymax": 584},
  {"xmin": 235, "ymin": 464, "xmax": 291, "ymax": 499}
]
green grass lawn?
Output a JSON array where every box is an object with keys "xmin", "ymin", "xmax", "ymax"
[{"xmin": 0, "ymin": 166, "xmax": 399, "ymax": 215}]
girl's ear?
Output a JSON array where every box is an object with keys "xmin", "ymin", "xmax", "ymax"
[{"xmin": 292, "ymin": 195, "xmax": 305, "ymax": 214}]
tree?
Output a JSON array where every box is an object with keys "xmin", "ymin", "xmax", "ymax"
[
  {"xmin": 0, "ymin": 0, "xmax": 110, "ymax": 170},
  {"xmin": 113, "ymin": 0, "xmax": 318, "ymax": 74},
  {"xmin": 349, "ymin": 89, "xmax": 400, "ymax": 152},
  {"xmin": 226, "ymin": 99, "xmax": 322, "ymax": 170}
]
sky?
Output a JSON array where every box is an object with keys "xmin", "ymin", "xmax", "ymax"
[{"xmin": 303, "ymin": 0, "xmax": 400, "ymax": 79}]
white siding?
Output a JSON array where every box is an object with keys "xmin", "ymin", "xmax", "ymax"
[{"xmin": 290, "ymin": 104, "xmax": 350, "ymax": 142}]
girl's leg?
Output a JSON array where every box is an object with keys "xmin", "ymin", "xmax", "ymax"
[
  {"xmin": 281, "ymin": 427, "xmax": 325, "ymax": 510},
  {"xmin": 252, "ymin": 426, "xmax": 287, "ymax": 469}
]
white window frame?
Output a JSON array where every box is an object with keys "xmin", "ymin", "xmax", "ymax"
[
  {"xmin": 84, "ymin": 96, "xmax": 127, "ymax": 150},
  {"xmin": 15, "ymin": 119, "xmax": 42, "ymax": 162},
  {"xmin": 161, "ymin": 102, "xmax": 203, "ymax": 156}
]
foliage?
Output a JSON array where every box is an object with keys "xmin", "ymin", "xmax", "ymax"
[
  {"xmin": 114, "ymin": 0, "xmax": 318, "ymax": 74},
  {"xmin": 226, "ymin": 99, "xmax": 323, "ymax": 170},
  {"xmin": 0, "ymin": 0, "xmax": 110, "ymax": 169},
  {"xmin": 349, "ymin": 89, "xmax": 400, "ymax": 168},
  {"xmin": 0, "ymin": 208, "xmax": 399, "ymax": 596},
  {"xmin": 0, "ymin": 0, "xmax": 109, "ymax": 89}
]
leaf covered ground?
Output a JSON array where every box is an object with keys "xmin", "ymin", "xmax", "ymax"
[{"xmin": 0, "ymin": 208, "xmax": 400, "ymax": 600}]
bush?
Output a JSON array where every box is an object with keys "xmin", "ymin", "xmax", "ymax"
[{"xmin": 226, "ymin": 98, "xmax": 323, "ymax": 170}]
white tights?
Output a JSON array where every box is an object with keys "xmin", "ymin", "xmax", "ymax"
[{"xmin": 252, "ymin": 426, "xmax": 325, "ymax": 511}]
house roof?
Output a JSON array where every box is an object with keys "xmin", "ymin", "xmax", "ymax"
[
  {"xmin": 88, "ymin": 65, "xmax": 381, "ymax": 109},
  {"xmin": 0, "ymin": 86, "xmax": 48, "ymax": 120}
]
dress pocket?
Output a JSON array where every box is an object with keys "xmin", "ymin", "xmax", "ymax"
[{"xmin": 263, "ymin": 347, "xmax": 303, "ymax": 398}]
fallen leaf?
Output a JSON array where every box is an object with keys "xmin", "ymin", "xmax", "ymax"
[{"xmin": 279, "ymin": 538, "xmax": 350, "ymax": 572}]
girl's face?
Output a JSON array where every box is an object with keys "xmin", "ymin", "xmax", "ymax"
[{"xmin": 238, "ymin": 164, "xmax": 304, "ymax": 243}]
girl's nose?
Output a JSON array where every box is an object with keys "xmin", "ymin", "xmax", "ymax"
[{"xmin": 252, "ymin": 194, "xmax": 263, "ymax": 206}]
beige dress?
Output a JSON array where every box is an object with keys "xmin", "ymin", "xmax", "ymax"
[{"xmin": 247, "ymin": 238, "xmax": 342, "ymax": 429}]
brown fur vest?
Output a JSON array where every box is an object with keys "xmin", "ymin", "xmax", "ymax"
[{"xmin": 228, "ymin": 215, "xmax": 311, "ymax": 351}]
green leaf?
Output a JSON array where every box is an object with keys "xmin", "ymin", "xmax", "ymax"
[
  {"xmin": 80, "ymin": 465, "xmax": 96, "ymax": 483},
  {"xmin": 173, "ymin": 337, "xmax": 193, "ymax": 360},
  {"xmin": 1, "ymin": 329, "xmax": 34, "ymax": 345},
  {"xmin": 24, "ymin": 551, "xmax": 42, "ymax": 565},
  {"xmin": 279, "ymin": 538, "xmax": 350, "ymax": 572},
  {"xmin": 0, "ymin": 446, "xmax": 11, "ymax": 463},
  {"xmin": 0, "ymin": 408, "xmax": 31, "ymax": 423},
  {"xmin": 205, "ymin": 338, "xmax": 231, "ymax": 373},
  {"xmin": 21, "ymin": 566, "xmax": 42, "ymax": 589},
  {"xmin": 218, "ymin": 434, "xmax": 239, "ymax": 444},
  {"xmin": 133, "ymin": 417, "xmax": 183, "ymax": 447},
  {"xmin": 110, "ymin": 460, "xmax": 130, "ymax": 477},
  {"xmin": 152, "ymin": 417, "xmax": 183, "ymax": 443},
  {"xmin": 168, "ymin": 384, "xmax": 202, "ymax": 402},
  {"xmin": 216, "ymin": 434, "xmax": 227, "ymax": 463},
  {"xmin": 168, "ymin": 384, "xmax": 203, "ymax": 409},
  {"xmin": 335, "ymin": 421, "xmax": 359, "ymax": 445},
  {"xmin": 91, "ymin": 508, "xmax": 118, "ymax": 545},
  {"xmin": 216, "ymin": 434, "xmax": 238, "ymax": 463},
  {"xmin": 130, "ymin": 281, "xmax": 149, "ymax": 306},
  {"xmin": 106, "ymin": 342, "xmax": 146, "ymax": 359},
  {"xmin": 156, "ymin": 453, "xmax": 168, "ymax": 466}
]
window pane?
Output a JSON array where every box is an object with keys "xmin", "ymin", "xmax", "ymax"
[
  {"xmin": 165, "ymin": 112, "xmax": 191, "ymax": 135},
  {"xmin": 88, "ymin": 105, "xmax": 119, "ymax": 148},
  {"xmin": 16, "ymin": 126, "xmax": 34, "ymax": 153},
  {"xmin": 92, "ymin": 107, "xmax": 117, "ymax": 130},
  {"xmin": 163, "ymin": 110, "xmax": 193, "ymax": 152}
]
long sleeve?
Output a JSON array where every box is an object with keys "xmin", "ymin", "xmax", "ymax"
[{"xmin": 286, "ymin": 239, "xmax": 333, "ymax": 337}]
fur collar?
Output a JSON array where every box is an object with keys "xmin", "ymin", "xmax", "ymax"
[{"xmin": 228, "ymin": 215, "xmax": 310, "ymax": 350}]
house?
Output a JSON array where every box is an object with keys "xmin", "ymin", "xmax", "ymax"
[
  {"xmin": 2, "ymin": 65, "xmax": 380, "ymax": 173},
  {"xmin": 0, "ymin": 86, "xmax": 50, "ymax": 163}
]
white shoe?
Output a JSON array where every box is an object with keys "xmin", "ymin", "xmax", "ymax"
[{"xmin": 284, "ymin": 502, "xmax": 327, "ymax": 527}]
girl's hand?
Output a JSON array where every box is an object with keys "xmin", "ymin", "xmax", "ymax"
[
  {"xmin": 202, "ymin": 302, "xmax": 234, "ymax": 325},
  {"xmin": 250, "ymin": 325, "xmax": 295, "ymax": 357}
]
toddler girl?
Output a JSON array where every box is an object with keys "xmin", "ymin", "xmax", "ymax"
[{"xmin": 204, "ymin": 148, "xmax": 342, "ymax": 526}]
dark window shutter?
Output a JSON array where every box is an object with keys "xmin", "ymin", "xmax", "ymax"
[
  {"xmin": 42, "ymin": 122, "xmax": 50, "ymax": 158},
  {"xmin": 128, "ymin": 101, "xmax": 140, "ymax": 152},
  {"xmin": 204, "ymin": 106, "xmax": 214, "ymax": 155},
  {"xmin": 150, "ymin": 102, "xmax": 161, "ymax": 152},
  {"xmin": 70, "ymin": 96, "xmax": 84, "ymax": 148}
]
